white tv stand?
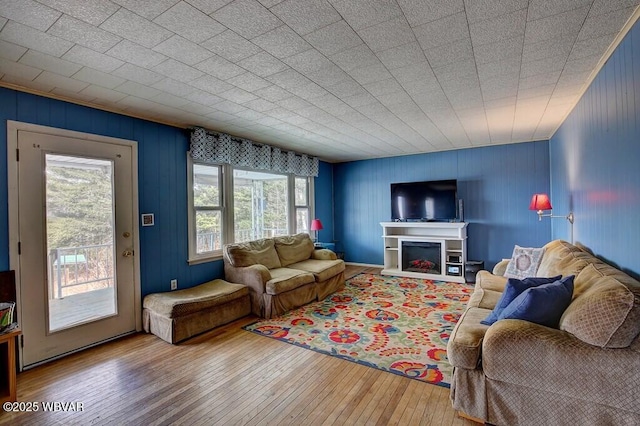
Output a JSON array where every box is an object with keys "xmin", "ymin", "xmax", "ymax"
[{"xmin": 380, "ymin": 222, "xmax": 468, "ymax": 283}]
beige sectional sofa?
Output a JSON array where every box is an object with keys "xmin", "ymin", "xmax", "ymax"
[
  {"xmin": 223, "ymin": 233, "xmax": 345, "ymax": 318},
  {"xmin": 447, "ymin": 240, "xmax": 640, "ymax": 425}
]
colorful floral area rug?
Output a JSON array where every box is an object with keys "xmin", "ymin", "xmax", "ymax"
[{"xmin": 243, "ymin": 273, "xmax": 472, "ymax": 388}]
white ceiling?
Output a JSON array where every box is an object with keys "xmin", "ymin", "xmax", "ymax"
[{"xmin": 1, "ymin": 1, "xmax": 638, "ymax": 162}]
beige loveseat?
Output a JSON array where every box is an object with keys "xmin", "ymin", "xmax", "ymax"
[
  {"xmin": 223, "ymin": 233, "xmax": 345, "ymax": 318},
  {"xmin": 447, "ymin": 240, "xmax": 640, "ymax": 425}
]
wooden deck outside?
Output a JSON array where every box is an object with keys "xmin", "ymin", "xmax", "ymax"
[
  {"xmin": 2, "ymin": 266, "xmax": 477, "ymax": 425},
  {"xmin": 49, "ymin": 287, "xmax": 115, "ymax": 331}
]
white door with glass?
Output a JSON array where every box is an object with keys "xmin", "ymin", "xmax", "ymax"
[{"xmin": 13, "ymin": 129, "xmax": 137, "ymax": 367}]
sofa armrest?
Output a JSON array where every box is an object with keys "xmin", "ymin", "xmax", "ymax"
[
  {"xmin": 492, "ymin": 259, "xmax": 509, "ymax": 276},
  {"xmin": 224, "ymin": 263, "xmax": 271, "ymax": 294},
  {"xmin": 482, "ymin": 319, "xmax": 640, "ymax": 409},
  {"xmin": 311, "ymin": 249, "xmax": 337, "ymax": 261}
]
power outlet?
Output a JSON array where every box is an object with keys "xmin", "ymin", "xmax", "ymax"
[{"xmin": 170, "ymin": 279, "xmax": 178, "ymax": 290}]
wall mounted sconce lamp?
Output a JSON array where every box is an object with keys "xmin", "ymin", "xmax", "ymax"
[{"xmin": 529, "ymin": 193, "xmax": 574, "ymax": 243}]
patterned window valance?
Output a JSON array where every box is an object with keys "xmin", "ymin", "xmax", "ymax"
[{"xmin": 190, "ymin": 127, "xmax": 319, "ymax": 177}]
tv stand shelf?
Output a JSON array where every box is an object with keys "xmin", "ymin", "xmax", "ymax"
[{"xmin": 380, "ymin": 222, "xmax": 468, "ymax": 283}]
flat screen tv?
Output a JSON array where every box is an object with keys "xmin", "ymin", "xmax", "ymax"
[{"xmin": 391, "ymin": 179, "xmax": 458, "ymax": 221}]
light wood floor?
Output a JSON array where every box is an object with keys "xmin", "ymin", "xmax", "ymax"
[{"xmin": 2, "ymin": 266, "xmax": 477, "ymax": 426}]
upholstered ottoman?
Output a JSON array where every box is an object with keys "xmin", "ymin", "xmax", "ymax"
[{"xmin": 142, "ymin": 279, "xmax": 250, "ymax": 344}]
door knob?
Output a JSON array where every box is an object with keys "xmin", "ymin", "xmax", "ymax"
[{"xmin": 122, "ymin": 249, "xmax": 134, "ymax": 257}]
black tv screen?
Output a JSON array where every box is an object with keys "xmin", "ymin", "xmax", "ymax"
[{"xmin": 391, "ymin": 179, "xmax": 457, "ymax": 221}]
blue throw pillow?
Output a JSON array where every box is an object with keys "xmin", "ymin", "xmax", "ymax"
[
  {"xmin": 481, "ymin": 276, "xmax": 562, "ymax": 326},
  {"xmin": 497, "ymin": 275, "xmax": 575, "ymax": 328}
]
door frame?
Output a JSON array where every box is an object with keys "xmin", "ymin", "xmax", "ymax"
[{"xmin": 7, "ymin": 120, "xmax": 142, "ymax": 370}]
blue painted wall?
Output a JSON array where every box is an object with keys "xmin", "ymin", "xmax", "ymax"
[
  {"xmin": 550, "ymin": 18, "xmax": 640, "ymax": 278},
  {"xmin": 314, "ymin": 161, "xmax": 334, "ymax": 244},
  {"xmin": 334, "ymin": 141, "xmax": 552, "ymax": 269},
  {"xmin": 0, "ymin": 89, "xmax": 217, "ymax": 297}
]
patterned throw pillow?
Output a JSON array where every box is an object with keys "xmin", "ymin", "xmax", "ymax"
[{"xmin": 504, "ymin": 245, "xmax": 545, "ymax": 279}]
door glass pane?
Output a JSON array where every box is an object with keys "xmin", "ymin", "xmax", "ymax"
[
  {"xmin": 234, "ymin": 170, "xmax": 288, "ymax": 243},
  {"xmin": 45, "ymin": 154, "xmax": 116, "ymax": 332}
]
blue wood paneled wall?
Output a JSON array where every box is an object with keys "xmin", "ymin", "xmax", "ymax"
[
  {"xmin": 334, "ymin": 141, "xmax": 552, "ymax": 269},
  {"xmin": 550, "ymin": 18, "xmax": 640, "ymax": 278},
  {"xmin": 314, "ymin": 161, "xmax": 334, "ymax": 243},
  {"xmin": 0, "ymin": 89, "xmax": 221, "ymax": 297}
]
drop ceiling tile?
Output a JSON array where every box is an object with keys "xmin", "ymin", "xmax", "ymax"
[
  {"xmin": 527, "ymin": 0, "xmax": 592, "ymax": 21},
  {"xmin": 1, "ymin": 21, "xmax": 73, "ymax": 57},
  {"xmin": 185, "ymin": 90, "xmax": 224, "ymax": 106},
  {"xmin": 357, "ymin": 16, "xmax": 415, "ymax": 52},
  {"xmin": 265, "ymin": 106, "xmax": 296, "ymax": 119},
  {"xmin": 227, "ymin": 72, "xmax": 271, "ymax": 91},
  {"xmin": 433, "ymin": 58, "xmax": 477, "ymax": 84},
  {"xmin": 424, "ymin": 37, "xmax": 473, "ymax": 68},
  {"xmin": 557, "ymin": 70, "xmax": 591, "ymax": 85},
  {"xmin": 363, "ymin": 77, "xmax": 403, "ymax": 97},
  {"xmin": 470, "ymin": 8, "xmax": 526, "ymax": 46},
  {"xmin": 525, "ymin": 6, "xmax": 590, "ymax": 43},
  {"xmin": 348, "ymin": 63, "xmax": 393, "ymax": 85},
  {"xmin": 377, "ymin": 90, "xmax": 414, "ymax": 107},
  {"xmin": 153, "ymin": 1, "xmax": 226, "ymax": 43},
  {"xmin": 266, "ymin": 68, "xmax": 312, "ymax": 89},
  {"xmin": 287, "ymin": 82, "xmax": 329, "ymax": 100},
  {"xmin": 218, "ymin": 86, "xmax": 258, "ymax": 103},
  {"xmin": 254, "ymin": 116, "xmax": 283, "ymax": 126},
  {"xmin": 110, "ymin": 0, "xmax": 177, "ymax": 20},
  {"xmin": 251, "ymin": 25, "xmax": 312, "ymax": 59},
  {"xmin": 578, "ymin": 6, "xmax": 637, "ymax": 40},
  {"xmin": 214, "ymin": 100, "xmax": 248, "ymax": 113},
  {"xmin": 72, "ymin": 67, "xmax": 126, "ymax": 89},
  {"xmin": 271, "ymin": 0, "xmax": 342, "ymax": 36},
  {"xmin": 213, "ymin": 0, "xmax": 282, "ymax": 39},
  {"xmin": 151, "ymin": 91, "xmax": 193, "ymax": 108},
  {"xmin": 477, "ymin": 56, "xmax": 521, "ymax": 82},
  {"xmin": 153, "ymin": 35, "xmax": 212, "ymax": 65},
  {"xmin": 327, "ymin": 78, "xmax": 368, "ymax": 98},
  {"xmin": 568, "ymin": 33, "xmax": 615, "ymax": 60},
  {"xmin": 330, "ymin": 44, "xmax": 380, "ymax": 71},
  {"xmin": 306, "ymin": 65, "xmax": 350, "ymax": 87},
  {"xmin": 304, "ymin": 20, "xmax": 362, "ymax": 56},
  {"xmin": 0, "ymin": 40, "xmax": 26, "ymax": 61},
  {"xmin": 562, "ymin": 53, "xmax": 602, "ymax": 75},
  {"xmin": 185, "ymin": 0, "xmax": 234, "ymax": 14},
  {"xmin": 79, "ymin": 84, "xmax": 128, "ymax": 103},
  {"xmin": 329, "ymin": 0, "xmax": 402, "ymax": 30},
  {"xmin": 413, "ymin": 12, "xmax": 469, "ymax": 50},
  {"xmin": 238, "ymin": 52, "xmax": 289, "ymax": 77},
  {"xmin": 376, "ymin": 42, "xmax": 424, "ymax": 70},
  {"xmin": 243, "ymin": 98, "xmax": 278, "ymax": 111},
  {"xmin": 474, "ymin": 36, "xmax": 523, "ymax": 65},
  {"xmin": 519, "ymin": 70, "xmax": 561, "ymax": 89},
  {"xmin": 517, "ymin": 83, "xmax": 556, "ymax": 99},
  {"xmin": 19, "ymin": 50, "xmax": 81, "ymax": 77},
  {"xmin": 100, "ymin": 8, "xmax": 173, "ymax": 49},
  {"xmin": 62, "ymin": 45, "xmax": 124, "ymax": 73},
  {"xmin": 0, "ymin": 57, "xmax": 42, "ymax": 80},
  {"xmin": 464, "ymin": 0, "xmax": 528, "ymax": 23},
  {"xmin": 2, "ymin": 73, "xmax": 53, "ymax": 92},
  {"xmin": 0, "ymin": 0, "xmax": 60, "ymax": 32},
  {"xmin": 277, "ymin": 96, "xmax": 313, "ymax": 110},
  {"xmin": 235, "ymin": 109, "xmax": 267, "ymax": 120},
  {"xmin": 341, "ymin": 92, "xmax": 378, "ymax": 107},
  {"xmin": 589, "ymin": 0, "xmax": 640, "ymax": 16},
  {"xmin": 253, "ymin": 84, "xmax": 293, "ymax": 101},
  {"xmin": 522, "ymin": 34, "xmax": 574, "ymax": 62},
  {"xmin": 48, "ymin": 14, "xmax": 121, "ymax": 53},
  {"xmin": 390, "ymin": 61, "xmax": 436, "ymax": 85},
  {"xmin": 283, "ymin": 49, "xmax": 333, "ymax": 73},
  {"xmin": 36, "ymin": 0, "xmax": 120, "ymax": 26},
  {"xmin": 520, "ymin": 54, "xmax": 567, "ymax": 79},
  {"xmin": 112, "ymin": 63, "xmax": 164, "ymax": 85},
  {"xmin": 153, "ymin": 59, "xmax": 204, "ymax": 83},
  {"xmin": 196, "ymin": 54, "xmax": 246, "ymax": 80},
  {"xmin": 34, "ymin": 70, "xmax": 89, "ymax": 93},
  {"xmin": 190, "ymin": 75, "xmax": 235, "ymax": 93},
  {"xmin": 152, "ymin": 78, "xmax": 198, "ymax": 97},
  {"xmin": 397, "ymin": 0, "xmax": 464, "ymax": 28},
  {"xmin": 106, "ymin": 40, "xmax": 168, "ymax": 68}
]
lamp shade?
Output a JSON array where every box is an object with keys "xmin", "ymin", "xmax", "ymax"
[
  {"xmin": 529, "ymin": 193, "xmax": 552, "ymax": 211},
  {"xmin": 310, "ymin": 219, "xmax": 323, "ymax": 231}
]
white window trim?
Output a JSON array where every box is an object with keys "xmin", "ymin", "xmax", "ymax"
[{"xmin": 187, "ymin": 156, "xmax": 315, "ymax": 265}]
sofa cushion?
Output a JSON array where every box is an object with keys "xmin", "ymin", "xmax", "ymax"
[
  {"xmin": 225, "ymin": 238, "xmax": 281, "ymax": 269},
  {"xmin": 497, "ymin": 275, "xmax": 574, "ymax": 328},
  {"xmin": 536, "ymin": 240, "xmax": 590, "ymax": 278},
  {"xmin": 274, "ymin": 233, "xmax": 314, "ymax": 267},
  {"xmin": 446, "ymin": 307, "xmax": 491, "ymax": 369},
  {"xmin": 287, "ymin": 259, "xmax": 345, "ymax": 283},
  {"xmin": 560, "ymin": 264, "xmax": 640, "ymax": 348},
  {"xmin": 265, "ymin": 267, "xmax": 315, "ymax": 295},
  {"xmin": 481, "ymin": 276, "xmax": 562, "ymax": 326},
  {"xmin": 504, "ymin": 245, "xmax": 545, "ymax": 279}
]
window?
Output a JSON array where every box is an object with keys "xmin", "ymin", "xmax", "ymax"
[
  {"xmin": 188, "ymin": 158, "xmax": 314, "ymax": 263},
  {"xmin": 188, "ymin": 162, "xmax": 223, "ymax": 261}
]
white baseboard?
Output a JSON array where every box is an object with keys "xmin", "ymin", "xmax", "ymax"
[{"xmin": 345, "ymin": 262, "xmax": 384, "ymax": 268}]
